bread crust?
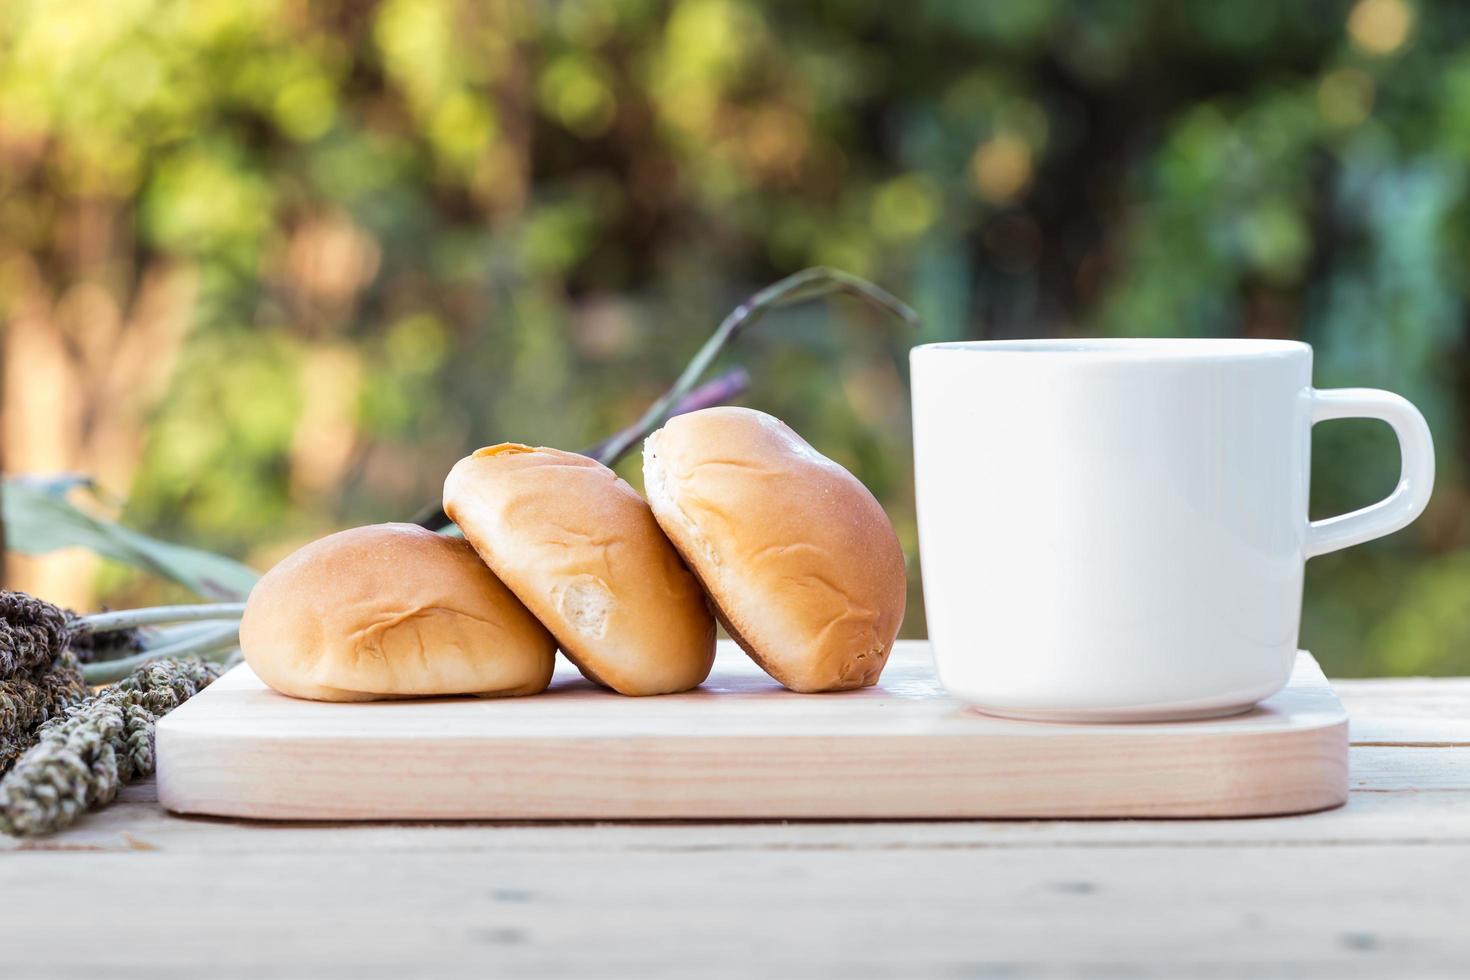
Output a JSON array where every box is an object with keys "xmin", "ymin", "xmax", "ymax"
[
  {"xmin": 643, "ymin": 407, "xmax": 906, "ymax": 692},
  {"xmin": 239, "ymin": 523, "xmax": 556, "ymax": 702},
  {"xmin": 443, "ymin": 444, "xmax": 715, "ymax": 696}
]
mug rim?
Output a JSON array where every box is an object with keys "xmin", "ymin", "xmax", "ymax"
[{"xmin": 912, "ymin": 338, "xmax": 1310, "ymax": 359}]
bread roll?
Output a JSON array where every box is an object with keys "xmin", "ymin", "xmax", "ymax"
[
  {"xmin": 240, "ymin": 523, "xmax": 555, "ymax": 702},
  {"xmin": 643, "ymin": 407, "xmax": 906, "ymax": 692},
  {"xmin": 443, "ymin": 445, "xmax": 715, "ymax": 696}
]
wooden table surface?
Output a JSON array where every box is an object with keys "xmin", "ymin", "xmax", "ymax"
[{"xmin": 3, "ymin": 675, "xmax": 1468, "ymax": 979}]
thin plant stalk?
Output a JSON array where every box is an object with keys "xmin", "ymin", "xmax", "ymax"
[
  {"xmin": 76, "ymin": 602, "xmax": 245, "ymax": 634},
  {"xmin": 413, "ymin": 367, "xmax": 753, "ymax": 531},
  {"xmin": 583, "ymin": 367, "xmax": 751, "ymax": 464},
  {"xmin": 415, "ymin": 267, "xmax": 915, "ymax": 530},
  {"xmin": 593, "ymin": 267, "xmax": 919, "ymax": 467},
  {"xmin": 81, "ymin": 622, "xmax": 241, "ymax": 685}
]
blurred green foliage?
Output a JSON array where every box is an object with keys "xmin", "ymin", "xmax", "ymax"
[{"xmin": 0, "ymin": 0, "xmax": 1466, "ymax": 675}]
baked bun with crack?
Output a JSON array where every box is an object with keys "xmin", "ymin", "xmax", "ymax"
[
  {"xmin": 642, "ymin": 407, "xmax": 906, "ymax": 692},
  {"xmin": 240, "ymin": 523, "xmax": 556, "ymax": 702},
  {"xmin": 443, "ymin": 444, "xmax": 715, "ymax": 696}
]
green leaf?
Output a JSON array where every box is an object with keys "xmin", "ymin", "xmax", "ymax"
[{"xmin": 2, "ymin": 475, "xmax": 259, "ymax": 601}]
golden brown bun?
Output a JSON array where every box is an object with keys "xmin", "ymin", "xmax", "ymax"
[
  {"xmin": 443, "ymin": 445, "xmax": 715, "ymax": 696},
  {"xmin": 643, "ymin": 407, "xmax": 906, "ymax": 692},
  {"xmin": 240, "ymin": 523, "xmax": 556, "ymax": 702}
]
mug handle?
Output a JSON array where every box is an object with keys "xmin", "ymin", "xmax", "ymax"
[{"xmin": 1306, "ymin": 388, "xmax": 1436, "ymax": 559}]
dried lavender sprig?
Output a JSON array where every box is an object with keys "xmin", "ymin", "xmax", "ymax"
[
  {"xmin": 76, "ymin": 602, "xmax": 244, "ymax": 635},
  {"xmin": 0, "ymin": 591, "xmax": 75, "ymax": 678},
  {"xmin": 0, "ymin": 652, "xmax": 88, "ymax": 774},
  {"xmin": 1, "ymin": 593, "xmax": 88, "ymax": 772},
  {"xmin": 594, "ymin": 267, "xmax": 919, "ymax": 467},
  {"xmin": 0, "ymin": 591, "xmax": 245, "ymax": 681},
  {"xmin": 81, "ymin": 622, "xmax": 240, "ymax": 685},
  {"xmin": 0, "ymin": 657, "xmax": 225, "ymax": 837},
  {"xmin": 66, "ymin": 623, "xmax": 146, "ymax": 665}
]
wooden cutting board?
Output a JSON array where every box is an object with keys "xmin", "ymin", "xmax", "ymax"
[{"xmin": 156, "ymin": 641, "xmax": 1348, "ymax": 821}]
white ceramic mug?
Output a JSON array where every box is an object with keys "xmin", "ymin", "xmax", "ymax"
[{"xmin": 910, "ymin": 339, "xmax": 1435, "ymax": 722}]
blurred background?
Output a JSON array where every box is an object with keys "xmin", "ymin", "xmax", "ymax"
[{"xmin": 1, "ymin": 0, "xmax": 1465, "ymax": 676}]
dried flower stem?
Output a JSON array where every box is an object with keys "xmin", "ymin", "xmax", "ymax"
[
  {"xmin": 76, "ymin": 602, "xmax": 245, "ymax": 635},
  {"xmin": 80, "ymin": 622, "xmax": 240, "ymax": 685},
  {"xmin": 583, "ymin": 367, "xmax": 751, "ymax": 464},
  {"xmin": 419, "ymin": 268, "xmax": 915, "ymax": 530},
  {"xmin": 593, "ymin": 267, "xmax": 919, "ymax": 467}
]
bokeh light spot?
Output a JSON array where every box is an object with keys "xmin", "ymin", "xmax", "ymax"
[
  {"xmin": 429, "ymin": 92, "xmax": 497, "ymax": 168},
  {"xmin": 970, "ymin": 133, "xmax": 1033, "ymax": 204},
  {"xmin": 538, "ymin": 55, "xmax": 617, "ymax": 137},
  {"xmin": 872, "ymin": 175, "xmax": 939, "ymax": 240},
  {"xmin": 385, "ymin": 313, "xmax": 449, "ymax": 375},
  {"xmin": 1347, "ymin": 0, "xmax": 1413, "ymax": 56},
  {"xmin": 274, "ymin": 75, "xmax": 338, "ymax": 142},
  {"xmin": 1317, "ymin": 68, "xmax": 1375, "ymax": 127}
]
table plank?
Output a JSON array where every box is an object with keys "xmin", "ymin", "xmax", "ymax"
[
  {"xmin": 3, "ymin": 675, "xmax": 1469, "ymax": 979},
  {"xmin": 1336, "ymin": 678, "xmax": 1470, "ymax": 745},
  {"xmin": 3, "ymin": 841, "xmax": 1468, "ymax": 978},
  {"xmin": 3, "ymin": 790, "xmax": 1470, "ymax": 855},
  {"xmin": 1352, "ymin": 746, "xmax": 1470, "ymax": 792}
]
